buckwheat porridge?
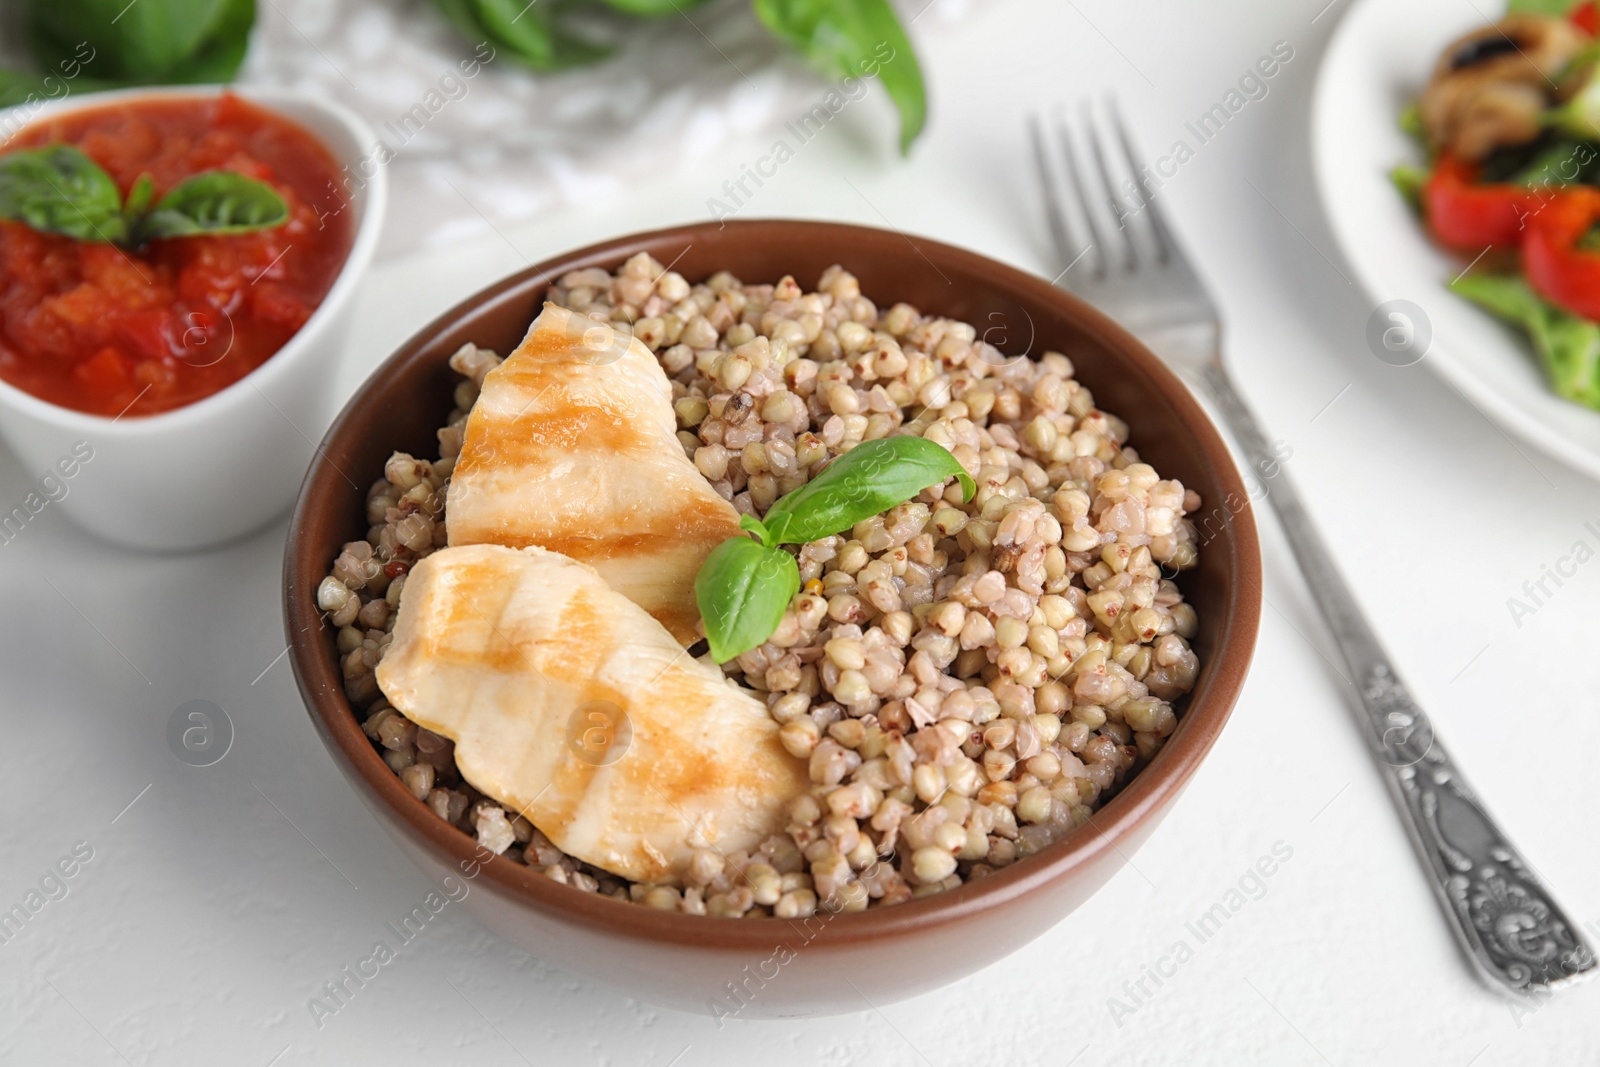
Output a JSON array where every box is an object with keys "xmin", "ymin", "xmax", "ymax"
[{"xmin": 317, "ymin": 254, "xmax": 1203, "ymax": 918}]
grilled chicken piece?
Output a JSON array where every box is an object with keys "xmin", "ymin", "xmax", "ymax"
[
  {"xmin": 375, "ymin": 543, "xmax": 806, "ymax": 885},
  {"xmin": 446, "ymin": 303, "xmax": 743, "ymax": 646},
  {"xmin": 1422, "ymin": 14, "xmax": 1587, "ymax": 161}
]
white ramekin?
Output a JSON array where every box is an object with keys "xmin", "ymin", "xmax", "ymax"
[{"xmin": 0, "ymin": 85, "xmax": 386, "ymax": 551}]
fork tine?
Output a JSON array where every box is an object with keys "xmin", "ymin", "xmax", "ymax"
[
  {"xmin": 1106, "ymin": 98, "xmax": 1175, "ymax": 265},
  {"xmin": 1031, "ymin": 98, "xmax": 1220, "ymax": 342},
  {"xmin": 1084, "ymin": 102, "xmax": 1139, "ymax": 273},
  {"xmin": 1028, "ymin": 112, "xmax": 1081, "ymax": 276},
  {"xmin": 1053, "ymin": 107, "xmax": 1116, "ymax": 279}
]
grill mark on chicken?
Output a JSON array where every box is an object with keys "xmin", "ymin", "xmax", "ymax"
[
  {"xmin": 375, "ymin": 545, "xmax": 806, "ymax": 883},
  {"xmin": 446, "ymin": 303, "xmax": 745, "ymax": 645}
]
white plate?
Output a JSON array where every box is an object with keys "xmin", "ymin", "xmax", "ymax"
[{"xmin": 1313, "ymin": 0, "xmax": 1600, "ymax": 480}]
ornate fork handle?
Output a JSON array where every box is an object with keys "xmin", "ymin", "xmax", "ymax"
[{"xmin": 1198, "ymin": 361, "xmax": 1596, "ymax": 995}]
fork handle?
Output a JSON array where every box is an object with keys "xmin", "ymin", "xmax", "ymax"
[{"xmin": 1197, "ymin": 360, "xmax": 1596, "ymax": 996}]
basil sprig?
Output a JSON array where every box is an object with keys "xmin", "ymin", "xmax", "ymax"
[
  {"xmin": 24, "ymin": 0, "xmax": 256, "ymax": 90},
  {"xmin": 695, "ymin": 435, "xmax": 975, "ymax": 662},
  {"xmin": 752, "ymin": 0, "xmax": 927, "ymax": 153},
  {"xmin": 428, "ymin": 0, "xmax": 927, "ymax": 153},
  {"xmin": 2, "ymin": 0, "xmax": 928, "ymax": 154},
  {"xmin": 430, "ymin": 0, "xmax": 610, "ymax": 71},
  {"xmin": 0, "ymin": 145, "xmax": 288, "ymax": 248},
  {"xmin": 695, "ymin": 533, "xmax": 802, "ymax": 666}
]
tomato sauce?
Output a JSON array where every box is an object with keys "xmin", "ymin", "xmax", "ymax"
[{"xmin": 0, "ymin": 94, "xmax": 354, "ymax": 417}]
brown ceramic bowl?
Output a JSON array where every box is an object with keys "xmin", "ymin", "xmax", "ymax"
[{"xmin": 284, "ymin": 219, "xmax": 1261, "ymax": 1017}]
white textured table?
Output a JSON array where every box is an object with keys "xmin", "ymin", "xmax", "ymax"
[{"xmin": 3, "ymin": 1, "xmax": 1598, "ymax": 1063}]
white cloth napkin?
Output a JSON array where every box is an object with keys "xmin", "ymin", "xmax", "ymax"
[{"xmin": 242, "ymin": 0, "xmax": 970, "ymax": 255}]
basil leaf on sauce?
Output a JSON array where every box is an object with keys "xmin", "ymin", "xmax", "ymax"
[
  {"xmin": 0, "ymin": 147, "xmax": 290, "ymax": 249},
  {"xmin": 761, "ymin": 435, "xmax": 974, "ymax": 547},
  {"xmin": 134, "ymin": 171, "xmax": 289, "ymax": 241},
  {"xmin": 695, "ymin": 535, "xmax": 801, "ymax": 663},
  {"xmin": 0, "ymin": 145, "xmax": 128, "ymax": 244},
  {"xmin": 123, "ymin": 173, "xmax": 156, "ymax": 222}
]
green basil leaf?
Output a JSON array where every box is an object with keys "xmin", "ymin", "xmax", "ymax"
[
  {"xmin": 0, "ymin": 145, "xmax": 127, "ymax": 243},
  {"xmin": 695, "ymin": 536, "xmax": 800, "ymax": 662},
  {"xmin": 124, "ymin": 173, "xmax": 155, "ymax": 221},
  {"xmin": 594, "ymin": 0, "xmax": 711, "ymax": 14},
  {"xmin": 752, "ymin": 0, "xmax": 927, "ymax": 152},
  {"xmin": 165, "ymin": 0, "xmax": 257, "ymax": 84},
  {"xmin": 0, "ymin": 71, "xmax": 36, "ymax": 108},
  {"xmin": 0, "ymin": 67, "xmax": 123, "ymax": 108},
  {"xmin": 430, "ymin": 0, "xmax": 609, "ymax": 72},
  {"xmin": 762, "ymin": 435, "xmax": 975, "ymax": 546},
  {"xmin": 134, "ymin": 170, "xmax": 288, "ymax": 242},
  {"xmin": 739, "ymin": 512, "xmax": 774, "ymax": 547},
  {"xmin": 1451, "ymin": 272, "xmax": 1600, "ymax": 410},
  {"xmin": 28, "ymin": 0, "xmax": 256, "ymax": 84}
]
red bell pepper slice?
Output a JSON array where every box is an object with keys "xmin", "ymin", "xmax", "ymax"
[
  {"xmin": 1424, "ymin": 153, "xmax": 1533, "ymax": 251},
  {"xmin": 1523, "ymin": 187, "xmax": 1600, "ymax": 321},
  {"xmin": 1571, "ymin": 0, "xmax": 1598, "ymax": 36}
]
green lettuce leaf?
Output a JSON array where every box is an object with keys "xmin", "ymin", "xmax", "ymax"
[
  {"xmin": 1452, "ymin": 272, "xmax": 1600, "ymax": 410},
  {"xmin": 1506, "ymin": 0, "xmax": 1576, "ymax": 14}
]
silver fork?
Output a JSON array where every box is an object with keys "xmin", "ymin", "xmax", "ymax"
[{"xmin": 1030, "ymin": 101, "xmax": 1595, "ymax": 998}]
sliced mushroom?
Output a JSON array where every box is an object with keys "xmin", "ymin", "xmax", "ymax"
[
  {"xmin": 1421, "ymin": 14, "xmax": 1587, "ymax": 161},
  {"xmin": 1448, "ymin": 80, "xmax": 1550, "ymax": 161}
]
